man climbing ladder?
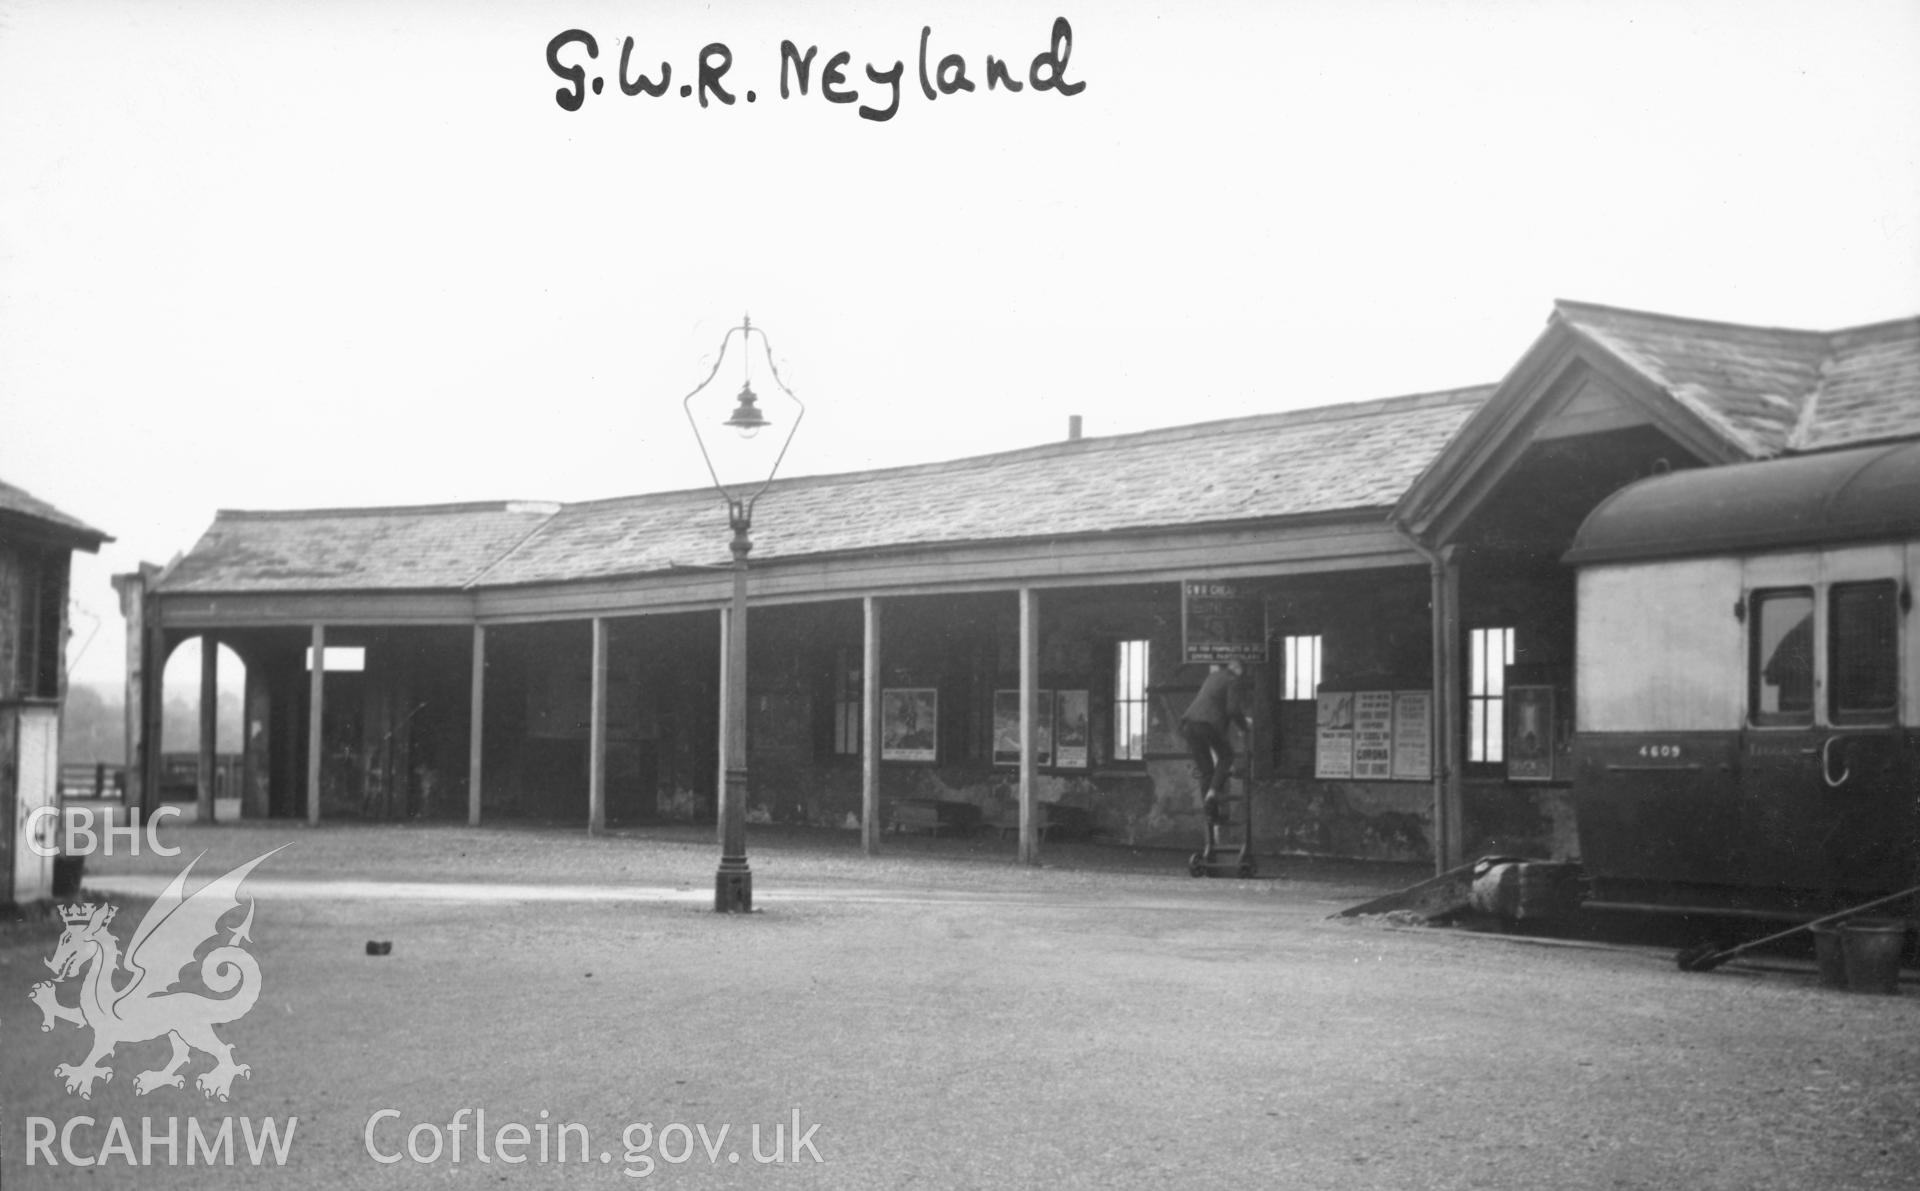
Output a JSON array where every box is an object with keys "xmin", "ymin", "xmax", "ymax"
[{"xmin": 1181, "ymin": 659, "xmax": 1248, "ymax": 822}]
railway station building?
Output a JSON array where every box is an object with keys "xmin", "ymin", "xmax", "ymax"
[{"xmin": 116, "ymin": 301, "xmax": 1920, "ymax": 871}]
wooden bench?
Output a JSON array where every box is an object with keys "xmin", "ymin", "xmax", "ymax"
[
  {"xmin": 995, "ymin": 801, "xmax": 1094, "ymax": 842},
  {"xmin": 887, "ymin": 798, "xmax": 984, "ymax": 837}
]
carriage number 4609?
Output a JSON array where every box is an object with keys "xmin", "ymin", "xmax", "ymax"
[{"xmin": 1637, "ymin": 744, "xmax": 1682, "ymax": 759}]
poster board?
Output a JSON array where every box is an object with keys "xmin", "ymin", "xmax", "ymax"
[
  {"xmin": 1351, "ymin": 690, "xmax": 1395, "ymax": 780},
  {"xmin": 1390, "ymin": 690, "xmax": 1432, "ymax": 781},
  {"xmin": 1315, "ymin": 687, "xmax": 1434, "ymax": 781},
  {"xmin": 1314, "ymin": 690, "xmax": 1355, "ymax": 779},
  {"xmin": 1181, "ymin": 580, "xmax": 1268, "ymax": 664},
  {"xmin": 881, "ymin": 688, "xmax": 938, "ymax": 762},
  {"xmin": 1505, "ymin": 685, "xmax": 1556, "ymax": 782},
  {"xmin": 1054, "ymin": 690, "xmax": 1089, "ymax": 769},
  {"xmin": 992, "ymin": 689, "xmax": 1054, "ymax": 767}
]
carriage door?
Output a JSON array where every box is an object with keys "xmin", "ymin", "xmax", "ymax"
[{"xmin": 1742, "ymin": 545, "xmax": 1910, "ymax": 900}]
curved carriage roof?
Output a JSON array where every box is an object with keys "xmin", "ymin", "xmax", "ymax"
[{"xmin": 1564, "ymin": 439, "xmax": 1920, "ymax": 566}]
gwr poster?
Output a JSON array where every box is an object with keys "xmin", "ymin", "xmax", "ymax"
[{"xmin": 1181, "ymin": 580, "xmax": 1268, "ymax": 665}]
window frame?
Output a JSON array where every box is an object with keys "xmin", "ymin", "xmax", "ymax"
[
  {"xmin": 1747, "ymin": 586, "xmax": 1816, "ymax": 727},
  {"xmin": 1111, "ymin": 638, "xmax": 1151, "ymax": 764},
  {"xmin": 14, "ymin": 548, "xmax": 66, "ymax": 701},
  {"xmin": 830, "ymin": 647, "xmax": 863, "ymax": 756},
  {"xmin": 1281, "ymin": 634, "xmax": 1322, "ymax": 703},
  {"xmin": 1466, "ymin": 625, "xmax": 1515, "ymax": 766},
  {"xmin": 1826, "ymin": 580, "xmax": 1899, "ymax": 726}
]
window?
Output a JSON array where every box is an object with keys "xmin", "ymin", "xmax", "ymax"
[
  {"xmin": 1275, "ymin": 633, "xmax": 1323, "ymax": 776},
  {"xmin": 1749, "ymin": 589, "xmax": 1813, "ymax": 724},
  {"xmin": 1829, "ymin": 582, "xmax": 1897, "ymax": 723},
  {"xmin": 831, "ymin": 648, "xmax": 862, "ymax": 755},
  {"xmin": 1282, "ymin": 635, "xmax": 1322, "ymax": 701},
  {"xmin": 14, "ymin": 549, "xmax": 65, "ymax": 699},
  {"xmin": 1113, "ymin": 639, "xmax": 1150, "ymax": 762},
  {"xmin": 304, "ymin": 646, "xmax": 367, "ymax": 672},
  {"xmin": 1467, "ymin": 626, "xmax": 1515, "ymax": 763}
]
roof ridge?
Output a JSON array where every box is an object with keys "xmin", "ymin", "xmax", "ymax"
[
  {"xmin": 215, "ymin": 500, "xmax": 560, "ymax": 521},
  {"xmin": 1552, "ymin": 298, "xmax": 1837, "ymax": 341},
  {"xmin": 1826, "ymin": 314, "xmax": 1920, "ymax": 344},
  {"xmin": 557, "ymin": 383, "xmax": 1498, "ymax": 513}
]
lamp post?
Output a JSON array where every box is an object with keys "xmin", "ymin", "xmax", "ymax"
[{"xmin": 682, "ymin": 315, "xmax": 805, "ymax": 912}]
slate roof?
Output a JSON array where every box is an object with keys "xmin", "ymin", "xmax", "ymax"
[
  {"xmin": 0, "ymin": 478, "xmax": 110, "ymax": 549},
  {"xmin": 1554, "ymin": 301, "xmax": 1920, "ymax": 456},
  {"xmin": 159, "ymin": 502, "xmax": 563, "ymax": 594},
  {"xmin": 157, "ymin": 387, "xmax": 1491, "ymax": 595}
]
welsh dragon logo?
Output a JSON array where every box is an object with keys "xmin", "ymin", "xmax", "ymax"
[{"xmin": 29, "ymin": 848, "xmax": 283, "ymax": 1101}]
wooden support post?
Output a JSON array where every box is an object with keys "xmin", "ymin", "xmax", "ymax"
[
  {"xmin": 862, "ymin": 596, "xmax": 881, "ymax": 855},
  {"xmin": 589, "ymin": 617, "xmax": 608, "ymax": 834},
  {"xmin": 468, "ymin": 624, "xmax": 486, "ymax": 827},
  {"xmin": 141, "ymin": 625, "xmax": 168, "ymax": 824},
  {"xmin": 1437, "ymin": 548, "xmax": 1464, "ymax": 872},
  {"xmin": 306, "ymin": 625, "xmax": 324, "ymax": 827},
  {"xmin": 359, "ymin": 648, "xmax": 385, "ymax": 819},
  {"xmin": 391, "ymin": 649, "xmax": 413, "ymax": 820},
  {"xmin": 1018, "ymin": 587, "xmax": 1040, "ymax": 866},
  {"xmin": 198, "ymin": 635, "xmax": 217, "ymax": 824}
]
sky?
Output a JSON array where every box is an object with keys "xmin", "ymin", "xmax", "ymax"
[{"xmin": 3, "ymin": 0, "xmax": 1918, "ymax": 696}]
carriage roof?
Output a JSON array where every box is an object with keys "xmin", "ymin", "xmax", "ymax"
[{"xmin": 1563, "ymin": 439, "xmax": 1920, "ymax": 566}]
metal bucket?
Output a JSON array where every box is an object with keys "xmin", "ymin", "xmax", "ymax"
[
  {"xmin": 1810, "ymin": 922, "xmax": 1847, "ymax": 989},
  {"xmin": 1839, "ymin": 919, "xmax": 1909, "ymax": 995}
]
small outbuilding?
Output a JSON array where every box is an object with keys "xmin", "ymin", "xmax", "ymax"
[{"xmin": 1, "ymin": 479, "xmax": 110, "ymax": 904}]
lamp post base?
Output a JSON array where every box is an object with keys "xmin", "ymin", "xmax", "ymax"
[{"xmin": 715, "ymin": 860, "xmax": 753, "ymax": 913}]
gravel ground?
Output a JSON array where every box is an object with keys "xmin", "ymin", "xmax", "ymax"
[{"xmin": 4, "ymin": 822, "xmax": 1917, "ymax": 1189}]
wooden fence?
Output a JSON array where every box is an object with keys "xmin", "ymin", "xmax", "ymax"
[{"xmin": 58, "ymin": 755, "xmax": 242, "ymax": 802}]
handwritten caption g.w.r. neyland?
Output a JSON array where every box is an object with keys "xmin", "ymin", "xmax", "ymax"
[{"xmin": 546, "ymin": 17, "xmax": 1084, "ymax": 122}]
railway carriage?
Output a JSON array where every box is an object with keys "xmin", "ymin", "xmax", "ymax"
[{"xmin": 1564, "ymin": 440, "xmax": 1920, "ymax": 918}]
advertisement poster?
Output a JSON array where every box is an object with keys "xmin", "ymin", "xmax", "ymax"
[
  {"xmin": 1392, "ymin": 691, "xmax": 1433, "ymax": 781},
  {"xmin": 1352, "ymin": 690, "xmax": 1395, "ymax": 780},
  {"xmin": 1054, "ymin": 690, "xmax": 1089, "ymax": 769},
  {"xmin": 1506, "ymin": 685, "xmax": 1556, "ymax": 782},
  {"xmin": 992, "ymin": 689, "xmax": 1054, "ymax": 767},
  {"xmin": 1314, "ymin": 690, "xmax": 1355, "ymax": 780},
  {"xmin": 881, "ymin": 688, "xmax": 939, "ymax": 762}
]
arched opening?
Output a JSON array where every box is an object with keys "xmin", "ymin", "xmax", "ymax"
[{"xmin": 159, "ymin": 638, "xmax": 248, "ymax": 816}]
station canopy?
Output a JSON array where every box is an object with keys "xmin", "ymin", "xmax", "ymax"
[{"xmin": 1563, "ymin": 439, "xmax": 1920, "ymax": 566}]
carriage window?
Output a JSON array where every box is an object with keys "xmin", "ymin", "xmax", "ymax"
[
  {"xmin": 1750, "ymin": 589, "xmax": 1813, "ymax": 724},
  {"xmin": 1830, "ymin": 582, "xmax": 1897, "ymax": 722}
]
